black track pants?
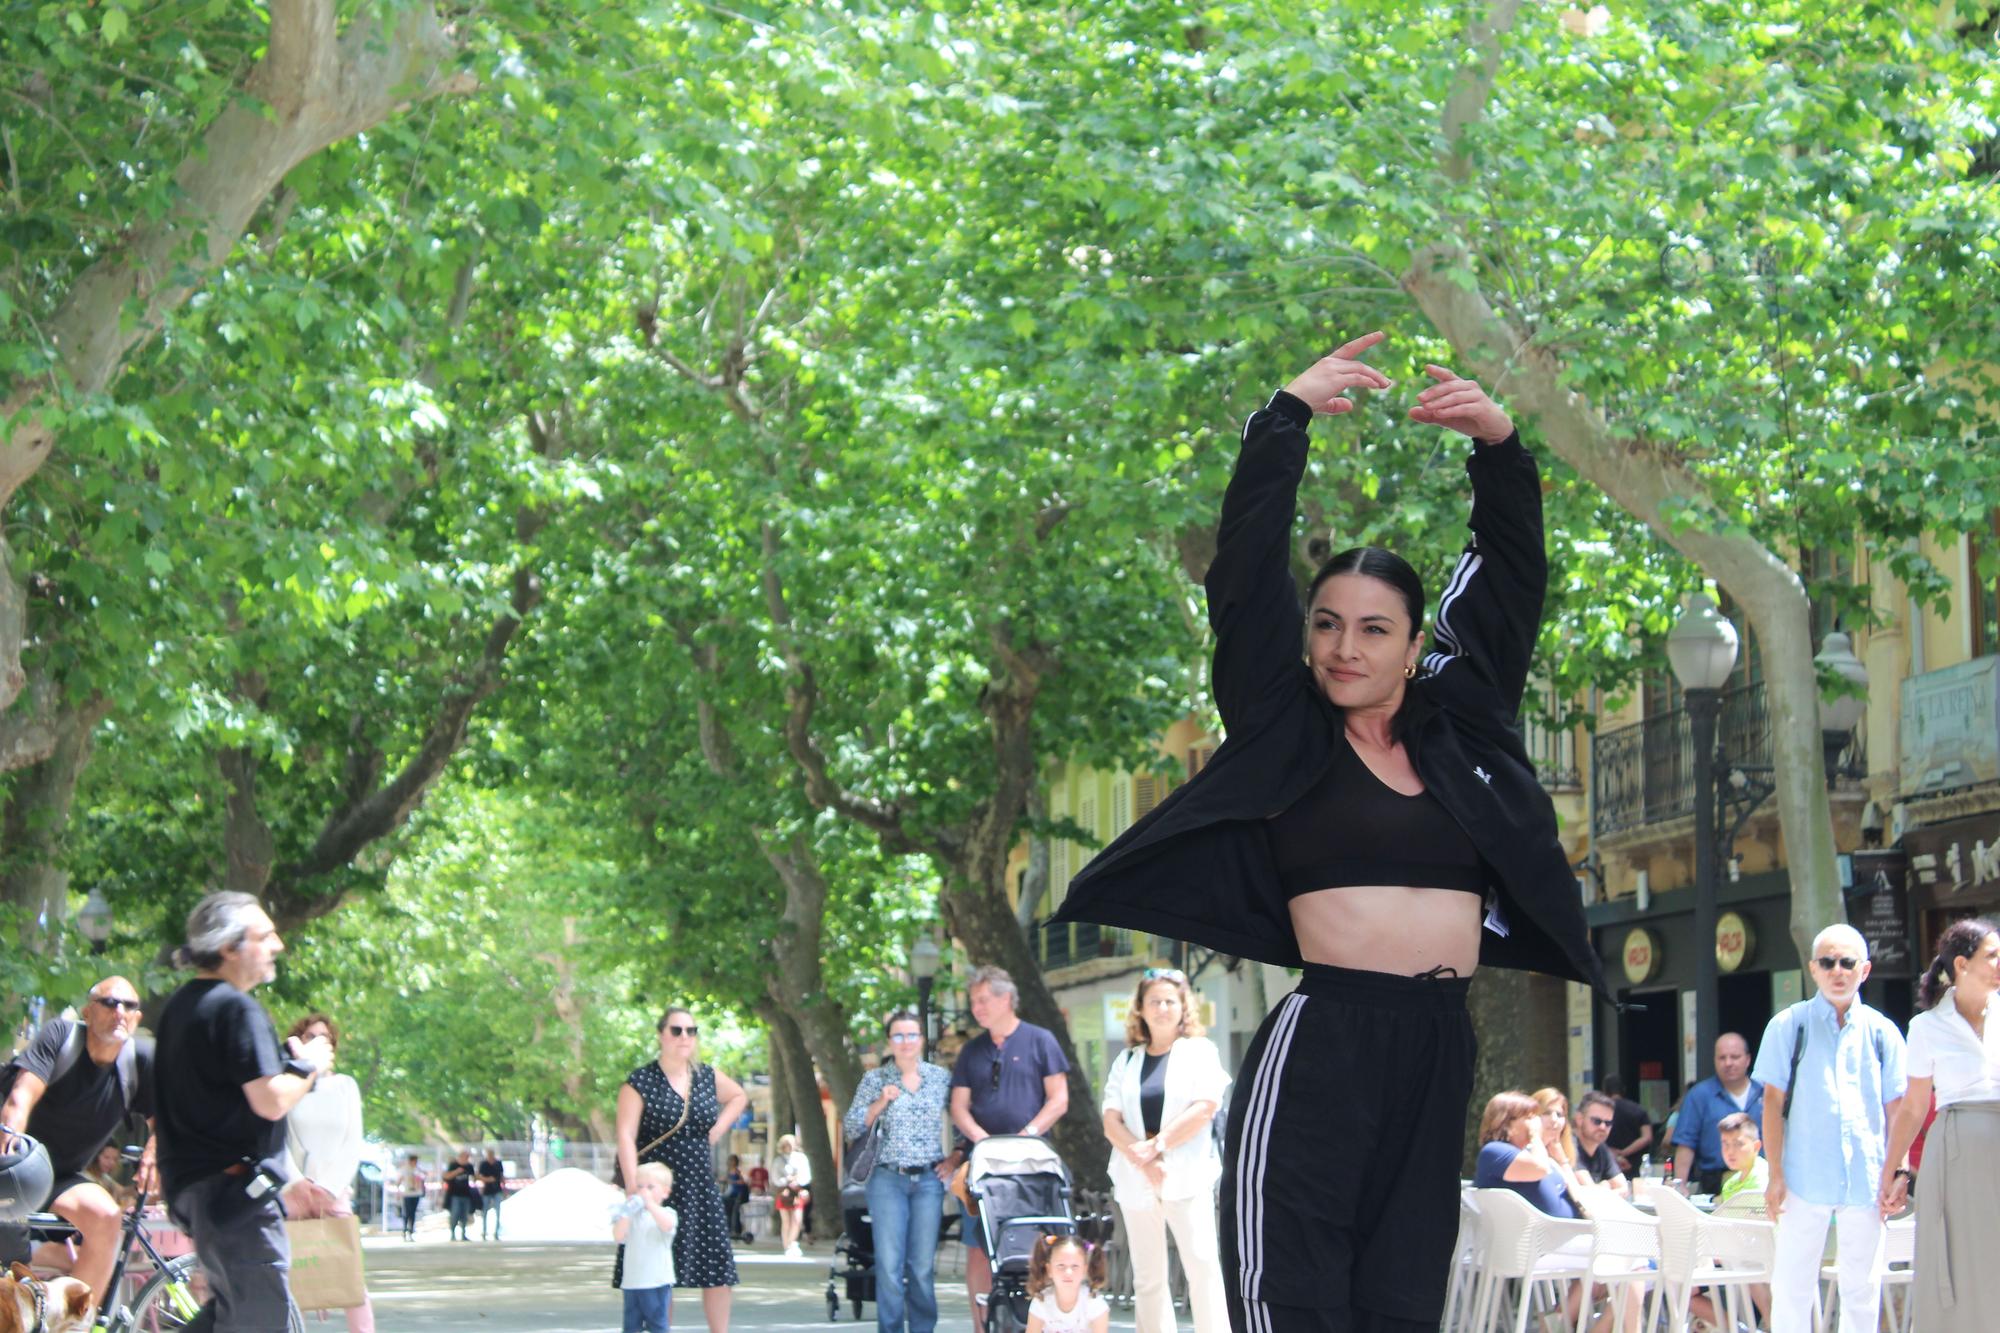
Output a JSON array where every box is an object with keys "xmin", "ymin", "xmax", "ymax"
[{"xmin": 1220, "ymin": 964, "xmax": 1476, "ymax": 1333}]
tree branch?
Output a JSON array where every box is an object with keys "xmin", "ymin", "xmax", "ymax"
[{"xmin": 1439, "ymin": 0, "xmax": 1525, "ymax": 183}]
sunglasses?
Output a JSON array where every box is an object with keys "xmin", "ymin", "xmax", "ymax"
[
  {"xmin": 888, "ymin": 1032, "xmax": 923, "ymax": 1044},
  {"xmin": 1143, "ymin": 968, "xmax": 1186, "ymax": 983},
  {"xmin": 990, "ymin": 1059, "xmax": 1004, "ymax": 1091},
  {"xmin": 666, "ymin": 1023, "xmax": 699, "ymax": 1037},
  {"xmin": 92, "ymin": 996, "xmax": 142, "ymax": 1014},
  {"xmin": 1585, "ymin": 1116, "xmax": 1615, "ymax": 1129},
  {"xmin": 1814, "ymin": 956, "xmax": 1861, "ymax": 972}
]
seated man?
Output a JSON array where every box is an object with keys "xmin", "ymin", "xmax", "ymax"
[
  {"xmin": 0, "ymin": 977, "xmax": 155, "ymax": 1306},
  {"xmin": 1572, "ymin": 1091, "xmax": 1632, "ymax": 1197},
  {"xmin": 1689, "ymin": 1112, "xmax": 1771, "ymax": 1333}
]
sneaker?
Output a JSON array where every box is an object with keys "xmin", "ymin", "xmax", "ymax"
[{"xmin": 785, "ymin": 1243, "xmax": 803, "ymax": 1258}]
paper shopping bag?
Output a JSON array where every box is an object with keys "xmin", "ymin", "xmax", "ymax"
[{"xmin": 284, "ymin": 1214, "xmax": 367, "ymax": 1311}]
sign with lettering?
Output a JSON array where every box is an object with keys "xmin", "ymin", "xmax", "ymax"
[
  {"xmin": 1622, "ymin": 927, "xmax": 1660, "ymax": 986},
  {"xmin": 1900, "ymin": 656, "xmax": 2000, "ymax": 797},
  {"xmin": 1846, "ymin": 849, "xmax": 1915, "ymax": 977},
  {"xmin": 1716, "ymin": 911, "xmax": 1755, "ymax": 973},
  {"xmin": 1902, "ymin": 814, "xmax": 2000, "ymax": 911}
]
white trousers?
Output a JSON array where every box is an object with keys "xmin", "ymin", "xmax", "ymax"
[
  {"xmin": 1769, "ymin": 1200, "xmax": 1883, "ymax": 1333},
  {"xmin": 1122, "ymin": 1193, "xmax": 1230, "ymax": 1333}
]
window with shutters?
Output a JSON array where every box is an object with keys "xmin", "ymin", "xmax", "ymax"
[
  {"xmin": 1078, "ymin": 793, "xmax": 1098, "ymax": 871},
  {"xmin": 1188, "ymin": 745, "xmax": 1216, "ymax": 778},
  {"xmin": 1110, "ymin": 777, "xmax": 1131, "ymax": 837},
  {"xmin": 1134, "ymin": 774, "xmax": 1160, "ymax": 818}
]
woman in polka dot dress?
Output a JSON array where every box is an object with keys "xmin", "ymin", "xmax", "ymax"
[{"xmin": 618, "ymin": 1006, "xmax": 750, "ymax": 1333}]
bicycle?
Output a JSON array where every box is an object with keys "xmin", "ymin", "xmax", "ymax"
[{"xmin": 25, "ymin": 1148, "xmax": 303, "ymax": 1332}]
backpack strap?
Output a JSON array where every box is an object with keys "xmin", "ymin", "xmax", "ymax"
[
  {"xmin": 1780, "ymin": 1001, "xmax": 1810, "ymax": 1123},
  {"xmin": 45, "ymin": 1021, "xmax": 89, "ymax": 1087}
]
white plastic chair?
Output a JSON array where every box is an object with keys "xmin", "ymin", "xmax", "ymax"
[
  {"xmin": 1585, "ymin": 1206, "xmax": 1661, "ymax": 1329},
  {"xmin": 1442, "ymin": 1190, "xmax": 1485, "ymax": 1332},
  {"xmin": 1815, "ymin": 1213, "xmax": 1914, "ymax": 1333},
  {"xmin": 1467, "ymin": 1187, "xmax": 1593, "ymax": 1333},
  {"xmin": 1651, "ymin": 1187, "xmax": 1774, "ymax": 1332}
]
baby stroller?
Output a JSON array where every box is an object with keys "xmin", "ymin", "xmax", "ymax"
[
  {"xmin": 826, "ymin": 1178, "xmax": 875, "ymax": 1320},
  {"xmin": 968, "ymin": 1136, "xmax": 1077, "ymax": 1333}
]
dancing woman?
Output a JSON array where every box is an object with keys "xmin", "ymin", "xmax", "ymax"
[{"xmin": 1054, "ymin": 332, "xmax": 1611, "ymax": 1332}]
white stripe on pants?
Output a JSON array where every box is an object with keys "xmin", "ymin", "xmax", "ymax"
[
  {"xmin": 1124, "ymin": 1192, "xmax": 1229, "ymax": 1333},
  {"xmin": 1769, "ymin": 1200, "xmax": 1884, "ymax": 1333}
]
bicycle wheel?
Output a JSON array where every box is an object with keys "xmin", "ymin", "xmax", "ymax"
[{"xmin": 125, "ymin": 1253, "xmax": 305, "ymax": 1333}]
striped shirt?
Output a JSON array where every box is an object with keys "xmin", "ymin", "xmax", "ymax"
[{"xmin": 843, "ymin": 1061, "xmax": 951, "ymax": 1168}]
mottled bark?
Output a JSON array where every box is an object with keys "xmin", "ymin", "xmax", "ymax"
[
  {"xmin": 761, "ymin": 1000, "xmax": 842, "ymax": 1239},
  {"xmin": 1461, "ymin": 971, "xmax": 1570, "ymax": 1171},
  {"xmin": 1, "ymin": 695, "xmax": 111, "ymax": 947}
]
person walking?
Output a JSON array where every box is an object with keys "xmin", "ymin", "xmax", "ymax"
[
  {"xmin": 1879, "ymin": 918, "xmax": 1999, "ymax": 1333},
  {"xmin": 616, "ymin": 1006, "xmax": 749, "ymax": 1333},
  {"xmin": 1753, "ymin": 924, "xmax": 1907, "ymax": 1333},
  {"xmin": 945, "ymin": 966, "xmax": 1071, "ymax": 1333},
  {"xmin": 0, "ymin": 974, "xmax": 155, "ymax": 1302},
  {"xmin": 395, "ymin": 1154, "xmax": 425, "ymax": 1241},
  {"xmin": 843, "ymin": 1010, "xmax": 951, "ymax": 1333},
  {"xmin": 443, "ymin": 1149, "xmax": 477, "ymax": 1241},
  {"xmin": 154, "ymin": 891, "xmax": 331, "ymax": 1332},
  {"xmin": 772, "ymin": 1134, "xmax": 812, "ymax": 1258},
  {"xmin": 284, "ymin": 1013, "xmax": 375, "ymax": 1332},
  {"xmin": 1672, "ymin": 1033, "xmax": 1764, "ymax": 1195},
  {"xmin": 1099, "ymin": 968, "xmax": 1231, "ymax": 1333},
  {"xmin": 1052, "ymin": 334, "xmax": 1612, "ymax": 1333},
  {"xmin": 478, "ymin": 1148, "xmax": 506, "ymax": 1239}
]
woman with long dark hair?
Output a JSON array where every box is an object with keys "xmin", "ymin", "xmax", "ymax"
[
  {"xmin": 1054, "ymin": 332, "xmax": 1610, "ymax": 1333},
  {"xmin": 1880, "ymin": 918, "xmax": 1999, "ymax": 1333}
]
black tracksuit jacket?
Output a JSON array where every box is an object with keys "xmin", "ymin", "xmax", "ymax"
[{"xmin": 1054, "ymin": 390, "xmax": 1614, "ymax": 1005}]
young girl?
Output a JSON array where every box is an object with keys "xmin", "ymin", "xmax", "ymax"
[{"xmin": 1024, "ymin": 1234, "xmax": 1110, "ymax": 1333}]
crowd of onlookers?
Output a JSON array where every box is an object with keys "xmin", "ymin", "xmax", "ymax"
[{"xmin": 1473, "ymin": 919, "xmax": 1998, "ymax": 1333}]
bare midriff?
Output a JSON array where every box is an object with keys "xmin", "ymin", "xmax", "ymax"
[{"xmin": 1289, "ymin": 884, "xmax": 1483, "ymax": 977}]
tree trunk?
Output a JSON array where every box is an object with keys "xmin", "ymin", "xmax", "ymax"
[
  {"xmin": 1, "ymin": 696, "xmax": 112, "ymax": 948},
  {"xmin": 1402, "ymin": 257, "xmax": 1839, "ymax": 967},
  {"xmin": 1460, "ymin": 971, "xmax": 1570, "ymax": 1171},
  {"xmin": 761, "ymin": 999, "xmax": 843, "ymax": 1239},
  {"xmin": 754, "ymin": 830, "xmax": 863, "ymax": 1111},
  {"xmin": 767, "ymin": 1023, "xmax": 796, "ymax": 1157}
]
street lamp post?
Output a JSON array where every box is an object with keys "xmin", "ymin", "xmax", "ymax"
[
  {"xmin": 75, "ymin": 887, "xmax": 113, "ymax": 956},
  {"xmin": 1667, "ymin": 595, "xmax": 1740, "ymax": 1073},
  {"xmin": 910, "ymin": 934, "xmax": 941, "ymax": 1045}
]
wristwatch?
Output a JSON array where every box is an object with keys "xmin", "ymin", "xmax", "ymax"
[
  {"xmin": 283, "ymin": 1056, "xmax": 320, "ymax": 1079},
  {"xmin": 1893, "ymin": 1167, "xmax": 1915, "ymax": 1183}
]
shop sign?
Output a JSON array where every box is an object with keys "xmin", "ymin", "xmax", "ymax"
[
  {"xmin": 1716, "ymin": 911, "xmax": 1755, "ymax": 973},
  {"xmin": 1900, "ymin": 656, "xmax": 2000, "ymax": 797},
  {"xmin": 1622, "ymin": 927, "xmax": 1661, "ymax": 986},
  {"xmin": 1902, "ymin": 814, "xmax": 2000, "ymax": 908},
  {"xmin": 1845, "ymin": 849, "xmax": 1914, "ymax": 977}
]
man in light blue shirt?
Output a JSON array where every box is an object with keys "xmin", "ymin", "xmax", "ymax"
[
  {"xmin": 1671, "ymin": 1031, "xmax": 1763, "ymax": 1193},
  {"xmin": 1753, "ymin": 923, "xmax": 1907, "ymax": 1333}
]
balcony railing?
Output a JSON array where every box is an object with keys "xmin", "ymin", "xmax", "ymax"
[
  {"xmin": 1523, "ymin": 714, "xmax": 1583, "ymax": 793},
  {"xmin": 1033, "ymin": 920, "xmax": 1144, "ymax": 970},
  {"xmin": 1592, "ymin": 684, "xmax": 1773, "ymax": 838}
]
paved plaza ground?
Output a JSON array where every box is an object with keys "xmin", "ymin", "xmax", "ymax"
[{"xmin": 356, "ymin": 1233, "xmax": 1147, "ymax": 1333}]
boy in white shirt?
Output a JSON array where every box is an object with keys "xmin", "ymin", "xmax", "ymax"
[{"xmin": 614, "ymin": 1162, "xmax": 678, "ymax": 1333}]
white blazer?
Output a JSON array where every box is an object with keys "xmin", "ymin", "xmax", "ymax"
[{"xmin": 1100, "ymin": 1036, "xmax": 1230, "ymax": 1206}]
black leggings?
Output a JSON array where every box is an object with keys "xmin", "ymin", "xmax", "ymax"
[
  {"xmin": 1220, "ymin": 964, "xmax": 1475, "ymax": 1333},
  {"xmin": 401, "ymin": 1195, "xmax": 421, "ymax": 1236}
]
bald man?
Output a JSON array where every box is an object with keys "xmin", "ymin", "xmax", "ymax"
[
  {"xmin": 1672, "ymin": 1031, "xmax": 1764, "ymax": 1195},
  {"xmin": 0, "ymin": 976, "xmax": 156, "ymax": 1303}
]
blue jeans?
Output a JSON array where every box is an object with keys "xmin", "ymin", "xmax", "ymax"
[
  {"xmin": 623, "ymin": 1284, "xmax": 671, "ymax": 1333},
  {"xmin": 867, "ymin": 1167, "xmax": 944, "ymax": 1333}
]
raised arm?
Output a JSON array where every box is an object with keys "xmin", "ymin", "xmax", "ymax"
[
  {"xmin": 1408, "ymin": 366, "xmax": 1546, "ymax": 717},
  {"xmin": 1207, "ymin": 333, "xmax": 1391, "ymax": 731}
]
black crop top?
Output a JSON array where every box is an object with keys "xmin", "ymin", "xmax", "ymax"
[{"xmin": 1266, "ymin": 734, "xmax": 1490, "ymax": 897}]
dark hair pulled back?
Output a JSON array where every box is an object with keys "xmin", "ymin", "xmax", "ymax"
[
  {"xmin": 1919, "ymin": 918, "xmax": 1999, "ymax": 1011},
  {"xmin": 1306, "ymin": 546, "xmax": 1427, "ymax": 740}
]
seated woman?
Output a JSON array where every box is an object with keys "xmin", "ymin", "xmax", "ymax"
[{"xmin": 1474, "ymin": 1092, "xmax": 1641, "ymax": 1333}]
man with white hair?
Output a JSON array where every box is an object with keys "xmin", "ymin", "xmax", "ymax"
[{"xmin": 1752, "ymin": 923, "xmax": 1907, "ymax": 1333}]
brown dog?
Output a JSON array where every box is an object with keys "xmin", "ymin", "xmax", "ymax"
[{"xmin": 1, "ymin": 1262, "xmax": 92, "ymax": 1333}]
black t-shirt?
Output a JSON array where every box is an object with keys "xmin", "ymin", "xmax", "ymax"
[
  {"xmin": 11, "ymin": 1020, "xmax": 154, "ymax": 1176},
  {"xmin": 1578, "ymin": 1140, "xmax": 1622, "ymax": 1184},
  {"xmin": 477, "ymin": 1158, "xmax": 504, "ymax": 1197},
  {"xmin": 152, "ymin": 979, "xmax": 286, "ymax": 1196},
  {"xmin": 1608, "ymin": 1095, "xmax": 1651, "ymax": 1158},
  {"xmin": 444, "ymin": 1160, "xmax": 477, "ymax": 1197},
  {"xmin": 1139, "ymin": 1051, "xmax": 1169, "ymax": 1139}
]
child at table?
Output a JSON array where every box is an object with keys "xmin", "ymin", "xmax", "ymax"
[{"xmin": 1690, "ymin": 1113, "xmax": 1771, "ymax": 1332}]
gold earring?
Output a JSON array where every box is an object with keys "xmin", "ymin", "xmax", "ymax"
[{"xmin": 1404, "ymin": 662, "xmax": 1418, "ymax": 679}]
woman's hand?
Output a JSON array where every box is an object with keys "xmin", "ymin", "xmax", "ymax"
[
  {"xmin": 1142, "ymin": 1160, "xmax": 1167, "ymax": 1193},
  {"xmin": 1128, "ymin": 1137, "xmax": 1162, "ymax": 1166},
  {"xmin": 1408, "ymin": 365, "xmax": 1513, "ymax": 443},
  {"xmin": 1282, "ymin": 332, "xmax": 1393, "ymax": 415},
  {"xmin": 1877, "ymin": 1165, "xmax": 1908, "ymax": 1217},
  {"xmin": 878, "ymin": 1083, "xmax": 902, "ymax": 1107}
]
